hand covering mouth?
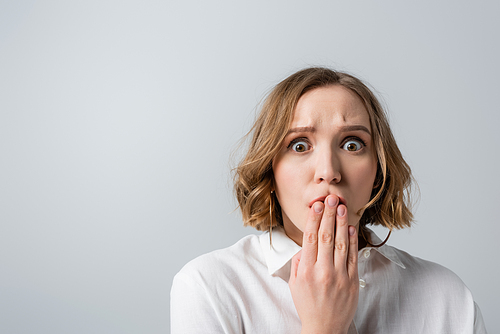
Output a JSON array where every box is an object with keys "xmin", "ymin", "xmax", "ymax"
[{"xmin": 308, "ymin": 196, "xmax": 346, "ymax": 208}]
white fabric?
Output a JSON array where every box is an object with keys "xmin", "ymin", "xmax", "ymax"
[{"xmin": 171, "ymin": 227, "xmax": 487, "ymax": 333}]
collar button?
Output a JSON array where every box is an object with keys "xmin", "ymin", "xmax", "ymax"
[{"xmin": 363, "ymin": 249, "xmax": 371, "ymax": 259}]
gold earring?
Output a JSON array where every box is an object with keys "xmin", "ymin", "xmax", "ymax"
[
  {"xmin": 269, "ymin": 191, "xmax": 274, "ymax": 247},
  {"xmin": 361, "ymin": 227, "xmax": 392, "ymax": 248},
  {"xmin": 362, "ymin": 200, "xmax": 394, "ymax": 247}
]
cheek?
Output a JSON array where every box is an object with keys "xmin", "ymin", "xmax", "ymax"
[
  {"xmin": 348, "ymin": 159, "xmax": 378, "ymax": 211},
  {"xmin": 272, "ymin": 155, "xmax": 303, "ymax": 190},
  {"xmin": 272, "ymin": 157, "xmax": 309, "ymax": 225},
  {"xmin": 273, "ymin": 163, "xmax": 297, "ymax": 201},
  {"xmin": 360, "ymin": 163, "xmax": 377, "ymax": 195}
]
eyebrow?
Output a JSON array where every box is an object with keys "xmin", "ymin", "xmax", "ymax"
[
  {"xmin": 339, "ymin": 125, "xmax": 371, "ymax": 135},
  {"xmin": 286, "ymin": 125, "xmax": 371, "ymax": 135},
  {"xmin": 286, "ymin": 126, "xmax": 316, "ymax": 134}
]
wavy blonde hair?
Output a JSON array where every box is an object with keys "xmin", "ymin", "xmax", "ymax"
[{"xmin": 234, "ymin": 67, "xmax": 415, "ymax": 232}]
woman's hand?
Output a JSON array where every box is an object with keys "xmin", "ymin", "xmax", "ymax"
[{"xmin": 289, "ymin": 195, "xmax": 359, "ymax": 334}]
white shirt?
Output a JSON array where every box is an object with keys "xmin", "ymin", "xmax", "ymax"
[{"xmin": 171, "ymin": 227, "xmax": 487, "ymax": 333}]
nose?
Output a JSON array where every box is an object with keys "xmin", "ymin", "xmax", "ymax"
[{"xmin": 314, "ymin": 149, "xmax": 341, "ymax": 184}]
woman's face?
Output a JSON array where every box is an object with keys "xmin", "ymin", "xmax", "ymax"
[{"xmin": 272, "ymin": 85, "xmax": 378, "ymax": 244}]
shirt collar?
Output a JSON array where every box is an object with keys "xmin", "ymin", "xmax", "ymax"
[
  {"xmin": 363, "ymin": 228, "xmax": 406, "ymax": 269},
  {"xmin": 259, "ymin": 226, "xmax": 301, "ymax": 277},
  {"xmin": 259, "ymin": 226, "xmax": 406, "ymax": 278}
]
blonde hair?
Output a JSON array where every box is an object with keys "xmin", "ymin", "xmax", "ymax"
[{"xmin": 234, "ymin": 67, "xmax": 415, "ymax": 231}]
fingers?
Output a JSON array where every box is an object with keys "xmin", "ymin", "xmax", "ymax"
[
  {"xmin": 333, "ymin": 204, "xmax": 349, "ymax": 271},
  {"xmin": 317, "ymin": 195, "xmax": 338, "ymax": 265},
  {"xmin": 347, "ymin": 225, "xmax": 359, "ymax": 279},
  {"xmin": 299, "ymin": 196, "xmax": 358, "ymax": 281},
  {"xmin": 300, "ymin": 201, "xmax": 324, "ymax": 265}
]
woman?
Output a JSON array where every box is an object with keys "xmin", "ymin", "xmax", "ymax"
[{"xmin": 171, "ymin": 68, "xmax": 487, "ymax": 333}]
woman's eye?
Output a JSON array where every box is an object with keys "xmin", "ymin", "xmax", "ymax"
[
  {"xmin": 343, "ymin": 140, "xmax": 362, "ymax": 152},
  {"xmin": 291, "ymin": 141, "xmax": 310, "ymax": 152}
]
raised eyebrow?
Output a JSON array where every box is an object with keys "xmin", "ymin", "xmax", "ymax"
[
  {"xmin": 339, "ymin": 125, "xmax": 371, "ymax": 135},
  {"xmin": 286, "ymin": 126, "xmax": 316, "ymax": 135}
]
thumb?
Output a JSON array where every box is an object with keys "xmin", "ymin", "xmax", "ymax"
[{"xmin": 289, "ymin": 250, "xmax": 302, "ymax": 283}]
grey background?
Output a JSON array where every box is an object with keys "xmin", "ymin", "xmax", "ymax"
[{"xmin": 1, "ymin": 0, "xmax": 498, "ymax": 333}]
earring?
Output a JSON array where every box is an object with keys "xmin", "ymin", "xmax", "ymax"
[
  {"xmin": 361, "ymin": 227, "xmax": 392, "ymax": 248},
  {"xmin": 269, "ymin": 190, "xmax": 274, "ymax": 247},
  {"xmin": 361, "ymin": 200, "xmax": 394, "ymax": 247}
]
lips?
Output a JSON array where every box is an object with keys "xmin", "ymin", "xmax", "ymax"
[{"xmin": 308, "ymin": 195, "xmax": 346, "ymax": 208}]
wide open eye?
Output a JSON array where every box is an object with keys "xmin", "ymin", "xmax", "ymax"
[
  {"xmin": 343, "ymin": 140, "xmax": 363, "ymax": 152},
  {"xmin": 291, "ymin": 141, "xmax": 310, "ymax": 153}
]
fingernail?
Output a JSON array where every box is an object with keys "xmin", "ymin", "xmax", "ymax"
[
  {"xmin": 337, "ymin": 205, "xmax": 346, "ymax": 217},
  {"xmin": 313, "ymin": 202, "xmax": 323, "ymax": 213},
  {"xmin": 327, "ymin": 196, "xmax": 338, "ymax": 207},
  {"xmin": 349, "ymin": 226, "xmax": 356, "ymax": 236}
]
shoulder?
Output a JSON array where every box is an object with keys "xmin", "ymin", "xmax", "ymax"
[
  {"xmin": 393, "ymin": 246, "xmax": 463, "ymax": 280},
  {"xmin": 170, "ymin": 234, "xmax": 264, "ymax": 333},
  {"xmin": 386, "ymin": 246, "xmax": 489, "ymax": 331},
  {"xmin": 388, "ymin": 245, "xmax": 473, "ymax": 299},
  {"xmin": 173, "ymin": 233, "xmax": 264, "ymax": 287}
]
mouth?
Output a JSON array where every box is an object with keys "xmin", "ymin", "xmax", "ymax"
[{"xmin": 308, "ymin": 195, "xmax": 346, "ymax": 208}]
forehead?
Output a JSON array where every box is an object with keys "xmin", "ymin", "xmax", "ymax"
[{"xmin": 292, "ymin": 85, "xmax": 370, "ymax": 128}]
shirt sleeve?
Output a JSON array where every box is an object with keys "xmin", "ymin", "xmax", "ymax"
[
  {"xmin": 170, "ymin": 272, "xmax": 228, "ymax": 334},
  {"xmin": 473, "ymin": 302, "xmax": 488, "ymax": 334}
]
